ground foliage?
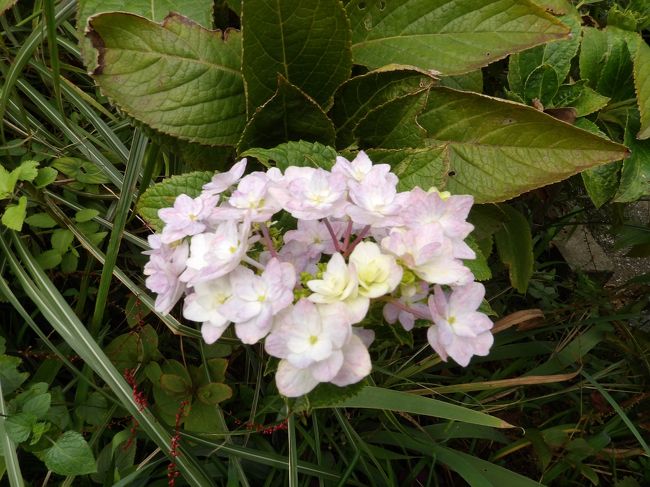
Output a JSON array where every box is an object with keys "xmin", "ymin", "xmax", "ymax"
[{"xmin": 0, "ymin": 0, "xmax": 648, "ymax": 485}]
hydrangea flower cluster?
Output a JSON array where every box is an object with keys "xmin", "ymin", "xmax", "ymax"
[{"xmin": 143, "ymin": 152, "xmax": 494, "ymax": 397}]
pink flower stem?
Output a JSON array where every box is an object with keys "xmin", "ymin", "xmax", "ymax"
[
  {"xmin": 323, "ymin": 218, "xmax": 342, "ymax": 253},
  {"xmin": 384, "ymin": 298, "xmax": 430, "ymax": 320},
  {"xmin": 260, "ymin": 223, "xmax": 279, "ymax": 258},
  {"xmin": 343, "ymin": 225, "xmax": 371, "ymax": 257},
  {"xmin": 341, "ymin": 220, "xmax": 354, "ymax": 253}
]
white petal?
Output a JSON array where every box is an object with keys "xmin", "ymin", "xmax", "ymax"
[
  {"xmin": 330, "ymin": 335, "xmax": 372, "ymax": 386},
  {"xmin": 201, "ymin": 323, "xmax": 228, "ymax": 345},
  {"xmin": 311, "ymin": 351, "xmax": 344, "ymax": 382},
  {"xmin": 275, "ymin": 360, "xmax": 319, "ymax": 397}
]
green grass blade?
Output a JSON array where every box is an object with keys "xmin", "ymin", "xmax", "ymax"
[
  {"xmin": 329, "ymin": 386, "xmax": 514, "ymax": 428},
  {"xmin": 0, "ymin": 0, "xmax": 76, "ymax": 139},
  {"xmin": 581, "ymin": 370, "xmax": 650, "ymax": 456},
  {"xmin": 43, "ymin": 0, "xmax": 63, "ymax": 116},
  {"xmin": 15, "ymin": 78, "xmax": 124, "ymax": 188},
  {"xmin": 44, "ymin": 199, "xmax": 204, "ymax": 339},
  {"xmin": 288, "ymin": 413, "xmax": 299, "ymax": 487},
  {"xmin": 0, "ymin": 269, "xmax": 112, "ymax": 402},
  {"xmin": 30, "ymin": 61, "xmax": 129, "ymax": 162},
  {"xmin": 1, "ymin": 232, "xmax": 214, "ymax": 486},
  {"xmin": 0, "ymin": 379, "xmax": 25, "ymax": 487},
  {"xmin": 42, "ymin": 190, "xmax": 147, "ymax": 248},
  {"xmin": 90, "ymin": 129, "xmax": 147, "ymax": 335},
  {"xmin": 183, "ymin": 433, "xmax": 341, "ymax": 481}
]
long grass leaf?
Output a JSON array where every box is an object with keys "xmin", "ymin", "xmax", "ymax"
[
  {"xmin": 288, "ymin": 413, "xmax": 299, "ymax": 487},
  {"xmin": 30, "ymin": 61, "xmax": 129, "ymax": 162},
  {"xmin": 1, "ymin": 232, "xmax": 214, "ymax": 486},
  {"xmin": 91, "ymin": 129, "xmax": 147, "ymax": 334},
  {"xmin": 183, "ymin": 433, "xmax": 340, "ymax": 481},
  {"xmin": 581, "ymin": 370, "xmax": 650, "ymax": 456},
  {"xmin": 328, "ymin": 386, "xmax": 513, "ymax": 428},
  {"xmin": 15, "ymin": 78, "xmax": 124, "ymax": 188},
  {"xmin": 43, "ymin": 198, "xmax": 206, "ymax": 338},
  {"xmin": 43, "ymin": 0, "xmax": 63, "ymax": 115},
  {"xmin": 0, "ymin": 380, "xmax": 25, "ymax": 487},
  {"xmin": 0, "ymin": 0, "xmax": 76, "ymax": 138}
]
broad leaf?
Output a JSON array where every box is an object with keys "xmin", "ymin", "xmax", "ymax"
[
  {"xmin": 614, "ymin": 119, "xmax": 650, "ymax": 202},
  {"xmin": 633, "ymin": 38, "xmax": 650, "ymax": 139},
  {"xmin": 346, "ymin": 0, "xmax": 569, "ymax": 75},
  {"xmin": 237, "ymin": 77, "xmax": 335, "ymax": 152},
  {"xmin": 508, "ymin": 8, "xmax": 581, "ymax": 101},
  {"xmin": 494, "ymin": 205, "xmax": 533, "ymax": 293},
  {"xmin": 196, "ymin": 383, "xmax": 232, "ymax": 405},
  {"xmin": 522, "ymin": 64, "xmax": 559, "ymax": 105},
  {"xmin": 331, "ymin": 69, "xmax": 435, "ymax": 149},
  {"xmin": 365, "ymin": 147, "xmax": 449, "ymax": 191},
  {"xmin": 330, "ymin": 386, "xmax": 513, "ymax": 428},
  {"xmin": 580, "ymin": 27, "xmax": 635, "ymax": 102},
  {"xmin": 13, "ymin": 160, "xmax": 39, "ymax": 182},
  {"xmin": 25, "ymin": 213, "xmax": 57, "ymax": 229},
  {"xmin": 2, "ymin": 195, "xmax": 27, "ymax": 231},
  {"xmin": 137, "ymin": 171, "xmax": 213, "ymax": 231},
  {"xmin": 582, "ymin": 162, "xmax": 621, "ymax": 208},
  {"xmin": 438, "ymin": 70, "xmax": 483, "ymax": 92},
  {"xmin": 43, "ymin": 431, "xmax": 97, "ymax": 476},
  {"xmin": 77, "ymin": 0, "xmax": 214, "ymax": 67},
  {"xmin": 464, "ymin": 236, "xmax": 492, "ymax": 281},
  {"xmin": 552, "ymin": 82, "xmax": 610, "ymax": 117},
  {"xmin": 5, "ymin": 413, "xmax": 36, "ymax": 443},
  {"xmin": 52, "ymin": 157, "xmax": 110, "ymax": 184},
  {"xmin": 576, "ymin": 118, "xmax": 621, "ymax": 207},
  {"xmin": 241, "ymin": 141, "xmax": 337, "ymax": 170},
  {"xmin": 417, "ymin": 87, "xmax": 629, "ymax": 202},
  {"xmin": 242, "ymin": 0, "xmax": 351, "ymax": 112},
  {"xmin": 87, "ymin": 13, "xmax": 246, "ymax": 146},
  {"xmin": 0, "ymin": 355, "xmax": 28, "ymax": 395},
  {"xmin": 354, "ymin": 90, "xmax": 428, "ymax": 149}
]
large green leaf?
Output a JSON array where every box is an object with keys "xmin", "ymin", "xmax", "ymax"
[
  {"xmin": 87, "ymin": 13, "xmax": 246, "ymax": 146},
  {"xmin": 237, "ymin": 76, "xmax": 335, "ymax": 152},
  {"xmin": 331, "ymin": 68, "xmax": 435, "ymax": 149},
  {"xmin": 365, "ymin": 147, "xmax": 449, "ymax": 191},
  {"xmin": 508, "ymin": 7, "xmax": 581, "ymax": 103},
  {"xmin": 576, "ymin": 118, "xmax": 620, "ymax": 208},
  {"xmin": 330, "ymin": 386, "xmax": 513, "ymax": 428},
  {"xmin": 417, "ymin": 87, "xmax": 629, "ymax": 202},
  {"xmin": 579, "ymin": 27, "xmax": 635, "ymax": 102},
  {"xmin": 614, "ymin": 119, "xmax": 650, "ymax": 202},
  {"xmin": 241, "ymin": 0, "xmax": 351, "ymax": 113},
  {"xmin": 77, "ymin": 0, "xmax": 214, "ymax": 67},
  {"xmin": 354, "ymin": 90, "xmax": 428, "ymax": 149},
  {"xmin": 345, "ymin": 0, "xmax": 569, "ymax": 75},
  {"xmin": 633, "ymin": 38, "xmax": 650, "ymax": 140},
  {"xmin": 43, "ymin": 431, "xmax": 97, "ymax": 476}
]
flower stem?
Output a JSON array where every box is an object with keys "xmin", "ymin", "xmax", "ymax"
[
  {"xmin": 341, "ymin": 220, "xmax": 353, "ymax": 252},
  {"xmin": 260, "ymin": 223, "xmax": 278, "ymax": 258},
  {"xmin": 343, "ymin": 225, "xmax": 370, "ymax": 257},
  {"xmin": 384, "ymin": 298, "xmax": 430, "ymax": 320},
  {"xmin": 323, "ymin": 218, "xmax": 342, "ymax": 253}
]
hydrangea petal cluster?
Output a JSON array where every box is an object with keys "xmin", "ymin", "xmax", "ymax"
[{"xmin": 143, "ymin": 151, "xmax": 494, "ymax": 397}]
